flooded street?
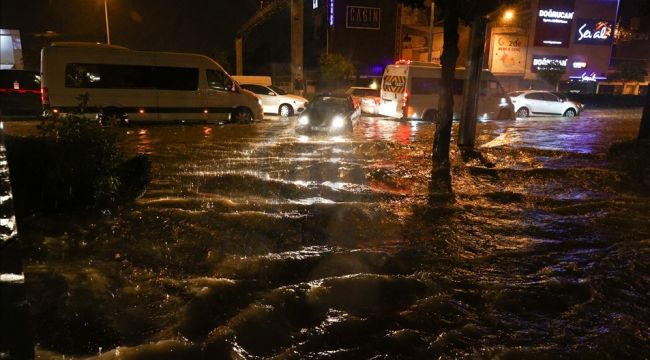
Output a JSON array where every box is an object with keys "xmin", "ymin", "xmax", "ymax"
[{"xmin": 5, "ymin": 109, "xmax": 650, "ymax": 359}]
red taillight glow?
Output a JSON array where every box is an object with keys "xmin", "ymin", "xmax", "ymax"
[
  {"xmin": 402, "ymin": 91, "xmax": 410, "ymax": 118},
  {"xmin": 41, "ymin": 87, "xmax": 50, "ymax": 105}
]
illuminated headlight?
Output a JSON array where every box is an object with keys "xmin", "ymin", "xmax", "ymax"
[
  {"xmin": 500, "ymin": 97, "xmax": 508, "ymax": 107},
  {"xmin": 298, "ymin": 115, "xmax": 309, "ymax": 125},
  {"xmin": 331, "ymin": 116, "xmax": 345, "ymax": 129}
]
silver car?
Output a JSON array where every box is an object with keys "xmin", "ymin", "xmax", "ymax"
[{"xmin": 509, "ymin": 90, "xmax": 584, "ymax": 118}]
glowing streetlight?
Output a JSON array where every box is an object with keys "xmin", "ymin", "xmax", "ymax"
[{"xmin": 503, "ymin": 9, "xmax": 515, "ymax": 22}]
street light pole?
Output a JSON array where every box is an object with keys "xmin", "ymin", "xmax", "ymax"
[
  {"xmin": 104, "ymin": 0, "xmax": 111, "ymax": 44},
  {"xmin": 427, "ymin": 1, "xmax": 435, "ymax": 62}
]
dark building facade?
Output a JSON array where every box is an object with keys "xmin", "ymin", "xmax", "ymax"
[
  {"xmin": 606, "ymin": 0, "xmax": 650, "ymax": 94},
  {"xmin": 311, "ymin": 0, "xmax": 399, "ymax": 78}
]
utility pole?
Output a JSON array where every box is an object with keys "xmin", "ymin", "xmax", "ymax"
[
  {"xmin": 235, "ymin": 0, "xmax": 302, "ymax": 79},
  {"xmin": 427, "ymin": 1, "xmax": 435, "ymax": 62},
  {"xmin": 235, "ymin": 37, "xmax": 243, "ymax": 75},
  {"xmin": 104, "ymin": 0, "xmax": 111, "ymax": 44},
  {"xmin": 290, "ymin": 0, "xmax": 304, "ymax": 92}
]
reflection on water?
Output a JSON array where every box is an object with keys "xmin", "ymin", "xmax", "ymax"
[
  {"xmin": 0, "ymin": 131, "xmax": 17, "ymax": 243},
  {"xmin": 3, "ymin": 110, "xmax": 649, "ymax": 358},
  {"xmin": 1, "ymin": 123, "xmax": 34, "ymax": 359},
  {"xmin": 135, "ymin": 128, "xmax": 153, "ymax": 155}
]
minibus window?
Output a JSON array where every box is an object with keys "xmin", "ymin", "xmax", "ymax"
[
  {"xmin": 155, "ymin": 67, "xmax": 198, "ymax": 90},
  {"xmin": 207, "ymin": 70, "xmax": 235, "ymax": 92},
  {"xmin": 411, "ymin": 77, "xmax": 441, "ymax": 95},
  {"xmin": 65, "ymin": 63, "xmax": 196, "ymax": 90}
]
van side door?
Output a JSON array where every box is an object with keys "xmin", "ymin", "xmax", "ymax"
[
  {"xmin": 205, "ymin": 69, "xmax": 236, "ymax": 121},
  {"xmin": 155, "ymin": 66, "xmax": 201, "ymax": 122}
]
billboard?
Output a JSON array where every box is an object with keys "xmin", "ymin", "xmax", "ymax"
[
  {"xmin": 490, "ymin": 33, "xmax": 528, "ymax": 74},
  {"xmin": 346, "ymin": 6, "xmax": 381, "ymax": 30},
  {"xmin": 531, "ymin": 55, "xmax": 568, "ymax": 73},
  {"xmin": 574, "ymin": 19, "xmax": 614, "ymax": 45},
  {"xmin": 534, "ymin": 0, "xmax": 576, "ymax": 47}
]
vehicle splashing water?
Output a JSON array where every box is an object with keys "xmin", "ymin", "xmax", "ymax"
[{"xmin": 7, "ymin": 109, "xmax": 649, "ymax": 359}]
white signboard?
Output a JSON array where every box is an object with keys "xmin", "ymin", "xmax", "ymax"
[{"xmin": 490, "ymin": 34, "xmax": 528, "ymax": 74}]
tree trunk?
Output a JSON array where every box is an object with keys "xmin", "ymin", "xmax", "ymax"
[
  {"xmin": 431, "ymin": 3, "xmax": 460, "ymax": 195},
  {"xmin": 458, "ymin": 16, "xmax": 487, "ymax": 149},
  {"xmin": 639, "ymin": 91, "xmax": 650, "ymax": 141}
]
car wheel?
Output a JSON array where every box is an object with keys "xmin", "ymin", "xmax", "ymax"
[
  {"xmin": 423, "ymin": 109, "xmax": 438, "ymax": 122},
  {"xmin": 279, "ymin": 104, "xmax": 293, "ymax": 117},
  {"xmin": 497, "ymin": 108, "xmax": 515, "ymax": 120},
  {"xmin": 232, "ymin": 107, "xmax": 253, "ymax": 123},
  {"xmin": 563, "ymin": 108, "xmax": 576, "ymax": 117},
  {"xmin": 516, "ymin": 107, "xmax": 530, "ymax": 118}
]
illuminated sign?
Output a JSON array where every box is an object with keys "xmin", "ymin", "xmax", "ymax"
[
  {"xmin": 313, "ymin": 0, "xmax": 318, "ymax": 9},
  {"xmin": 329, "ymin": 0, "xmax": 334, "ymax": 27},
  {"xmin": 346, "ymin": 6, "xmax": 381, "ymax": 30},
  {"xmin": 534, "ymin": 0, "xmax": 575, "ymax": 48},
  {"xmin": 575, "ymin": 19, "xmax": 613, "ymax": 45},
  {"xmin": 538, "ymin": 9, "xmax": 575, "ymax": 23},
  {"xmin": 569, "ymin": 72, "xmax": 607, "ymax": 82},
  {"xmin": 572, "ymin": 61, "xmax": 587, "ymax": 69},
  {"xmin": 531, "ymin": 55, "xmax": 568, "ymax": 72},
  {"xmin": 490, "ymin": 34, "xmax": 528, "ymax": 74}
]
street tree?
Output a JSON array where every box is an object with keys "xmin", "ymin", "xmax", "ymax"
[
  {"xmin": 536, "ymin": 64, "xmax": 565, "ymax": 91},
  {"xmin": 609, "ymin": 61, "xmax": 648, "ymax": 86},
  {"xmin": 623, "ymin": 0, "xmax": 650, "ymax": 140},
  {"xmin": 212, "ymin": 48, "xmax": 234, "ymax": 74},
  {"xmin": 319, "ymin": 53, "xmax": 356, "ymax": 90},
  {"xmin": 398, "ymin": 0, "xmax": 519, "ymax": 194}
]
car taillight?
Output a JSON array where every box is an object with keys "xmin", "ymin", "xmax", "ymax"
[
  {"xmin": 41, "ymin": 87, "xmax": 49, "ymax": 105},
  {"xmin": 402, "ymin": 91, "xmax": 410, "ymax": 118}
]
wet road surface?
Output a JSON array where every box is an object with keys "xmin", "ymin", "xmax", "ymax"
[{"xmin": 3, "ymin": 109, "xmax": 649, "ymax": 359}]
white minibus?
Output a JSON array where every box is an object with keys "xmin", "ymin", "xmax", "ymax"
[
  {"xmin": 41, "ymin": 42, "xmax": 263, "ymax": 124},
  {"xmin": 378, "ymin": 60, "xmax": 515, "ymax": 121}
]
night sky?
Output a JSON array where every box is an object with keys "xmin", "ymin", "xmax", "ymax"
[{"xmin": 0, "ymin": 0, "xmax": 293, "ymax": 71}]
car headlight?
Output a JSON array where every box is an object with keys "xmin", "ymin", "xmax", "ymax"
[
  {"xmin": 331, "ymin": 116, "xmax": 345, "ymax": 129},
  {"xmin": 298, "ymin": 115, "xmax": 309, "ymax": 125}
]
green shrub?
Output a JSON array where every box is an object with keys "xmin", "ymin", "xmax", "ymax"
[{"xmin": 5, "ymin": 108, "xmax": 151, "ymax": 216}]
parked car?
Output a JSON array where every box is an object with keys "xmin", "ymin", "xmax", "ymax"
[
  {"xmin": 296, "ymin": 94, "xmax": 360, "ymax": 135},
  {"xmin": 239, "ymin": 83, "xmax": 308, "ymax": 117},
  {"xmin": 509, "ymin": 90, "xmax": 584, "ymax": 118},
  {"xmin": 0, "ymin": 70, "xmax": 42, "ymax": 117},
  {"xmin": 345, "ymin": 86, "xmax": 380, "ymax": 114}
]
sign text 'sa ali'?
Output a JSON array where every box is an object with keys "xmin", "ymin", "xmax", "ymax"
[
  {"xmin": 346, "ymin": 6, "xmax": 381, "ymax": 30},
  {"xmin": 574, "ymin": 19, "xmax": 614, "ymax": 45}
]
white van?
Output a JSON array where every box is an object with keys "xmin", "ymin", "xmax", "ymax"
[
  {"xmin": 378, "ymin": 61, "xmax": 514, "ymax": 121},
  {"xmin": 41, "ymin": 42, "xmax": 263, "ymax": 124}
]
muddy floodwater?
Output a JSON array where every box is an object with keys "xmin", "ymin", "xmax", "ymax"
[{"xmin": 4, "ymin": 109, "xmax": 650, "ymax": 359}]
